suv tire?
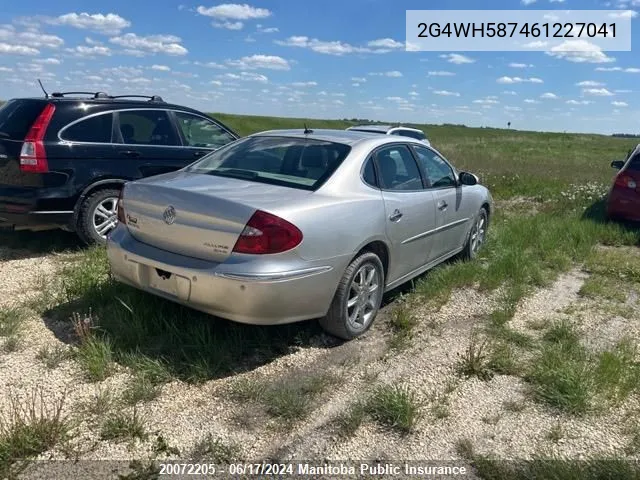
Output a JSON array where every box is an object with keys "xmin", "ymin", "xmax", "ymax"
[{"xmin": 77, "ymin": 188, "xmax": 121, "ymax": 246}]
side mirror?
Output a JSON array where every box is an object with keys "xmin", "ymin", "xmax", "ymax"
[
  {"xmin": 611, "ymin": 160, "xmax": 625, "ymax": 170},
  {"xmin": 459, "ymin": 171, "xmax": 478, "ymax": 186}
]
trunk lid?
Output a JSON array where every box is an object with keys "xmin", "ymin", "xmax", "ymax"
[{"xmin": 122, "ymin": 171, "xmax": 312, "ymax": 262}]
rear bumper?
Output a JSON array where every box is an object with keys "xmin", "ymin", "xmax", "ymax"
[
  {"xmin": 606, "ymin": 187, "xmax": 640, "ymax": 222},
  {"xmin": 0, "ymin": 210, "xmax": 73, "ymax": 230},
  {"xmin": 106, "ymin": 225, "xmax": 350, "ymax": 325}
]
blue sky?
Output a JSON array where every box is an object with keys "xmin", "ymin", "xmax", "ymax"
[{"xmin": 0, "ymin": 0, "xmax": 638, "ymax": 134}]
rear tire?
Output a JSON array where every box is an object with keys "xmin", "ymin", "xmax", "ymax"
[
  {"xmin": 319, "ymin": 252, "xmax": 385, "ymax": 340},
  {"xmin": 77, "ymin": 188, "xmax": 121, "ymax": 246},
  {"xmin": 461, "ymin": 207, "xmax": 488, "ymax": 260}
]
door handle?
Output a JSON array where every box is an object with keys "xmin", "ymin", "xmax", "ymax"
[
  {"xmin": 120, "ymin": 150, "xmax": 141, "ymax": 158},
  {"xmin": 438, "ymin": 201, "xmax": 448, "ymax": 211},
  {"xmin": 193, "ymin": 150, "xmax": 208, "ymax": 158},
  {"xmin": 389, "ymin": 209, "xmax": 403, "ymax": 222}
]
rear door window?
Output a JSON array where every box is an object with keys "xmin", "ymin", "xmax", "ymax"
[
  {"xmin": 174, "ymin": 111, "xmax": 236, "ymax": 149},
  {"xmin": 117, "ymin": 110, "xmax": 179, "ymax": 146},
  {"xmin": 60, "ymin": 113, "xmax": 113, "ymax": 143},
  {"xmin": 627, "ymin": 151, "xmax": 640, "ymax": 171},
  {"xmin": 0, "ymin": 100, "xmax": 46, "ymax": 140}
]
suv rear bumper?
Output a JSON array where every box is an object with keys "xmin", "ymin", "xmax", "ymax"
[{"xmin": 0, "ymin": 210, "xmax": 73, "ymax": 230}]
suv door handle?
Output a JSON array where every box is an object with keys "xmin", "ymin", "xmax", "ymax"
[
  {"xmin": 389, "ymin": 209, "xmax": 403, "ymax": 222},
  {"xmin": 437, "ymin": 201, "xmax": 448, "ymax": 211},
  {"xmin": 193, "ymin": 150, "xmax": 208, "ymax": 158},
  {"xmin": 120, "ymin": 150, "xmax": 141, "ymax": 158}
]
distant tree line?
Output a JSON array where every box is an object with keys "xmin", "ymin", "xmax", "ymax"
[{"xmin": 612, "ymin": 133, "xmax": 640, "ymax": 138}]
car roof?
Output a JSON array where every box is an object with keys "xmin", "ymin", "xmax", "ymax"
[
  {"xmin": 348, "ymin": 124, "xmax": 424, "ymax": 134},
  {"xmin": 15, "ymin": 96, "xmax": 205, "ymax": 114},
  {"xmin": 253, "ymin": 128, "xmax": 425, "ymax": 146}
]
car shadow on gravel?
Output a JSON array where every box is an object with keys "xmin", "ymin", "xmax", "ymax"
[
  {"xmin": 0, "ymin": 229, "xmax": 82, "ymax": 260},
  {"xmin": 40, "ymin": 278, "xmax": 401, "ymax": 383}
]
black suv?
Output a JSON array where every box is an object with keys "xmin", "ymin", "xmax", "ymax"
[{"xmin": 0, "ymin": 92, "xmax": 239, "ymax": 244}]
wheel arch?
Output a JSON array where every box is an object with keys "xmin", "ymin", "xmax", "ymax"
[{"xmin": 72, "ymin": 178, "xmax": 128, "ymax": 226}]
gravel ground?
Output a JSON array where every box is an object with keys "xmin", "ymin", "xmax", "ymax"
[{"xmin": 1, "ymin": 242, "xmax": 639, "ymax": 477}]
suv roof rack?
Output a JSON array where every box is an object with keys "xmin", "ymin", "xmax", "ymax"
[
  {"xmin": 48, "ymin": 92, "xmax": 164, "ymax": 102},
  {"xmin": 109, "ymin": 95, "xmax": 164, "ymax": 102}
]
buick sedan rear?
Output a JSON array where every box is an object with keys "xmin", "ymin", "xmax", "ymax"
[{"xmin": 107, "ymin": 129, "xmax": 492, "ymax": 339}]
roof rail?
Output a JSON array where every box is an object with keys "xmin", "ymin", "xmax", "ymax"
[
  {"xmin": 50, "ymin": 91, "xmax": 110, "ymax": 99},
  {"xmin": 110, "ymin": 95, "xmax": 164, "ymax": 102}
]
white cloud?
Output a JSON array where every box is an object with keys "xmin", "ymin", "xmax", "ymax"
[
  {"xmin": 196, "ymin": 4, "xmax": 272, "ymax": 20},
  {"xmin": 226, "ymin": 54, "xmax": 290, "ymax": 70},
  {"xmin": 151, "ymin": 64, "xmax": 171, "ymax": 71},
  {"xmin": 505, "ymin": 106, "xmax": 523, "ymax": 111},
  {"xmin": 609, "ymin": 10, "xmax": 638, "ymax": 18},
  {"xmin": 0, "ymin": 43, "xmax": 39, "ymax": 55},
  {"xmin": 110, "ymin": 33, "xmax": 188, "ymax": 55},
  {"xmin": 434, "ymin": 90, "xmax": 460, "ymax": 96},
  {"xmin": 213, "ymin": 21, "xmax": 244, "ymax": 30},
  {"xmin": 275, "ymin": 36, "xmax": 395, "ymax": 55},
  {"xmin": 540, "ymin": 92, "xmax": 559, "ymax": 99},
  {"xmin": 47, "ymin": 12, "xmax": 131, "ymax": 35},
  {"xmin": 221, "ymin": 71, "xmax": 268, "ymax": 82},
  {"xmin": 428, "ymin": 71, "xmax": 456, "ymax": 76},
  {"xmin": 509, "ymin": 63, "xmax": 533, "ymax": 68},
  {"xmin": 33, "ymin": 57, "xmax": 61, "ymax": 64},
  {"xmin": 615, "ymin": 89, "xmax": 632, "ymax": 93},
  {"xmin": 576, "ymin": 80, "xmax": 604, "ymax": 87},
  {"xmin": 333, "ymin": 99, "xmax": 345, "ymax": 105},
  {"xmin": 66, "ymin": 45, "xmax": 112, "ymax": 56},
  {"xmin": 496, "ymin": 76, "xmax": 543, "ymax": 84},
  {"xmin": 257, "ymin": 25, "xmax": 278, "ymax": 33},
  {"xmin": 291, "ymin": 81, "xmax": 317, "ymax": 87},
  {"xmin": 351, "ymin": 77, "xmax": 366, "ymax": 83},
  {"xmin": 503, "ymin": 90, "xmax": 518, "ymax": 95},
  {"xmin": 612, "ymin": 101, "xmax": 629, "ymax": 106},
  {"xmin": 582, "ymin": 87, "xmax": 615, "ymax": 96},
  {"xmin": 366, "ymin": 38, "xmax": 404, "ymax": 49},
  {"xmin": 547, "ymin": 40, "xmax": 615, "ymax": 64},
  {"xmin": 409, "ymin": 91, "xmax": 419, "ymax": 97},
  {"xmin": 521, "ymin": 0, "xmax": 537, "ymax": 4},
  {"xmin": 0, "ymin": 66, "xmax": 13, "ymax": 72},
  {"xmin": 595, "ymin": 66, "xmax": 639, "ymax": 72},
  {"xmin": 0, "ymin": 25, "xmax": 64, "ymax": 51},
  {"xmin": 440, "ymin": 53, "xmax": 475, "ymax": 64},
  {"xmin": 210, "ymin": 80, "xmax": 223, "ymax": 86},
  {"xmin": 369, "ymin": 71, "xmax": 403, "ymax": 77},
  {"xmin": 473, "ymin": 98, "xmax": 500, "ymax": 105},
  {"xmin": 194, "ymin": 61, "xmax": 227, "ymax": 69},
  {"xmin": 524, "ymin": 99, "xmax": 539, "ymax": 104},
  {"xmin": 523, "ymin": 40, "xmax": 548, "ymax": 48},
  {"xmin": 566, "ymin": 99, "xmax": 593, "ymax": 105}
]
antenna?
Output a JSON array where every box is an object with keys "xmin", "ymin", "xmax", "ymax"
[
  {"xmin": 303, "ymin": 123, "xmax": 313, "ymax": 134},
  {"xmin": 37, "ymin": 79, "xmax": 48, "ymax": 98}
]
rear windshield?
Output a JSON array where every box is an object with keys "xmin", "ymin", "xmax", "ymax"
[
  {"xmin": 0, "ymin": 100, "xmax": 46, "ymax": 140},
  {"xmin": 185, "ymin": 135, "xmax": 351, "ymax": 191}
]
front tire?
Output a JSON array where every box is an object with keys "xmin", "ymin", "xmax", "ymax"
[
  {"xmin": 77, "ymin": 188, "xmax": 121, "ymax": 246},
  {"xmin": 461, "ymin": 207, "xmax": 488, "ymax": 260},
  {"xmin": 319, "ymin": 252, "xmax": 385, "ymax": 340}
]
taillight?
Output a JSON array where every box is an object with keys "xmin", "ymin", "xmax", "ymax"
[
  {"xmin": 232, "ymin": 210, "xmax": 303, "ymax": 255},
  {"xmin": 615, "ymin": 174, "xmax": 638, "ymax": 190},
  {"xmin": 19, "ymin": 103, "xmax": 55, "ymax": 173},
  {"xmin": 116, "ymin": 189, "xmax": 126, "ymax": 224}
]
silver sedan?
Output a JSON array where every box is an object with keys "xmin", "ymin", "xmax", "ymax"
[{"xmin": 106, "ymin": 129, "xmax": 492, "ymax": 340}]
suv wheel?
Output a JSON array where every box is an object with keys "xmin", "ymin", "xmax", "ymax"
[{"xmin": 77, "ymin": 188, "xmax": 121, "ymax": 245}]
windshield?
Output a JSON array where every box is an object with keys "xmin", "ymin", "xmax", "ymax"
[{"xmin": 185, "ymin": 135, "xmax": 352, "ymax": 191}]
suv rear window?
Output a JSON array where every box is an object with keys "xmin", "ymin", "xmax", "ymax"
[
  {"xmin": 61, "ymin": 113, "xmax": 113, "ymax": 143},
  {"xmin": 185, "ymin": 136, "xmax": 351, "ymax": 191},
  {"xmin": 0, "ymin": 100, "xmax": 46, "ymax": 140}
]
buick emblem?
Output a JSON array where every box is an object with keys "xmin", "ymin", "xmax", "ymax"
[{"xmin": 163, "ymin": 206, "xmax": 176, "ymax": 225}]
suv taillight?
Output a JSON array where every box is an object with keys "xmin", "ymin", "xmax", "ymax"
[
  {"xmin": 615, "ymin": 174, "xmax": 637, "ymax": 190},
  {"xmin": 20, "ymin": 103, "xmax": 55, "ymax": 173},
  {"xmin": 232, "ymin": 210, "xmax": 303, "ymax": 255}
]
